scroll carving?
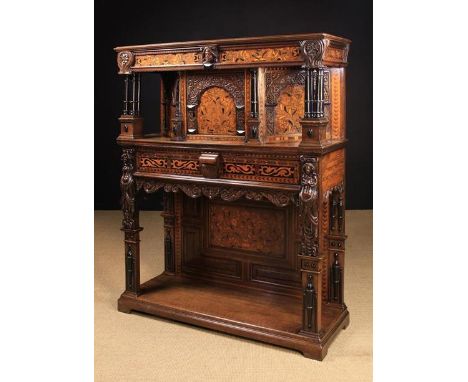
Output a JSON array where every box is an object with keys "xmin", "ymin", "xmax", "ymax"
[
  {"xmin": 117, "ymin": 51, "xmax": 134, "ymax": 74},
  {"xmin": 136, "ymin": 178, "xmax": 296, "ymax": 208},
  {"xmin": 299, "ymin": 156, "xmax": 319, "ymax": 257},
  {"xmin": 299, "ymin": 40, "xmax": 329, "ymax": 68},
  {"xmin": 121, "ymin": 148, "xmax": 137, "ymax": 230}
]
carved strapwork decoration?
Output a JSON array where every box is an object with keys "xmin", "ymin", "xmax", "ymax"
[
  {"xmin": 201, "ymin": 45, "xmax": 218, "ymax": 68},
  {"xmin": 330, "ymin": 253, "xmax": 343, "ymax": 303},
  {"xmin": 136, "ymin": 178, "xmax": 296, "ymax": 208},
  {"xmin": 299, "ymin": 156, "xmax": 319, "ymax": 257},
  {"xmin": 117, "ymin": 51, "xmax": 135, "ymax": 75},
  {"xmin": 120, "ymin": 148, "xmax": 142, "ymax": 294},
  {"xmin": 171, "ymin": 74, "xmax": 185, "ymax": 141},
  {"xmin": 186, "ymin": 72, "xmax": 245, "ymax": 137},
  {"xmin": 162, "ymin": 193, "xmax": 175, "ymax": 273},
  {"xmin": 121, "ymin": 148, "xmax": 138, "ymax": 230},
  {"xmin": 303, "ymin": 274, "xmax": 317, "ymax": 332}
]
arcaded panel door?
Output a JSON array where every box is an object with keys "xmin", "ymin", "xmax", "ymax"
[
  {"xmin": 197, "ymin": 87, "xmax": 237, "ymax": 135},
  {"xmin": 185, "ymin": 70, "xmax": 245, "ymax": 138}
]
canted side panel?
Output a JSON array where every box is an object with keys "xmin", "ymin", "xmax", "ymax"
[{"xmin": 320, "ymin": 149, "xmax": 345, "ymax": 193}]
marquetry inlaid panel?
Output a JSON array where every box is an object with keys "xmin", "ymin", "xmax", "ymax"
[
  {"xmin": 320, "ymin": 149, "xmax": 345, "ymax": 193},
  {"xmin": 220, "ymin": 46, "xmax": 301, "ymax": 65},
  {"xmin": 275, "ymin": 85, "xmax": 304, "ymax": 135},
  {"xmin": 137, "ymin": 151, "xmax": 200, "ymax": 176},
  {"xmin": 197, "ymin": 87, "xmax": 237, "ymax": 135},
  {"xmin": 209, "ymin": 203, "xmax": 285, "ymax": 256},
  {"xmin": 331, "ymin": 69, "xmax": 344, "ymax": 139},
  {"xmin": 135, "ymin": 52, "xmax": 200, "ymax": 67}
]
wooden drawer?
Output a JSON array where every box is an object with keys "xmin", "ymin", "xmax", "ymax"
[{"xmin": 136, "ymin": 149, "xmax": 300, "ymax": 184}]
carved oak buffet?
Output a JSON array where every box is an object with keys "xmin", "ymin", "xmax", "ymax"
[{"xmin": 115, "ymin": 33, "xmax": 351, "ymax": 360}]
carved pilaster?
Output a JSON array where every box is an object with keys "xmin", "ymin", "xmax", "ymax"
[
  {"xmin": 162, "ymin": 193, "xmax": 175, "ymax": 273},
  {"xmin": 330, "ymin": 253, "xmax": 342, "ymax": 303},
  {"xmin": 299, "ymin": 257, "xmax": 323, "ymax": 334},
  {"xmin": 120, "ymin": 148, "xmax": 142, "ymax": 294},
  {"xmin": 299, "ymin": 156, "xmax": 319, "ymax": 257},
  {"xmin": 171, "ymin": 75, "xmax": 185, "ymax": 141}
]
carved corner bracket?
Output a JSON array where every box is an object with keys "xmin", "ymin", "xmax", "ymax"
[
  {"xmin": 299, "ymin": 156, "xmax": 319, "ymax": 257},
  {"xmin": 299, "ymin": 40, "xmax": 329, "ymax": 69},
  {"xmin": 117, "ymin": 51, "xmax": 135, "ymax": 74},
  {"xmin": 136, "ymin": 178, "xmax": 296, "ymax": 208}
]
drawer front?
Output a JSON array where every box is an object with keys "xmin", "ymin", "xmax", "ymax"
[{"xmin": 136, "ymin": 149, "xmax": 300, "ymax": 184}]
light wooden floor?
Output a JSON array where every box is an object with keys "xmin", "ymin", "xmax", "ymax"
[{"xmin": 95, "ymin": 210, "xmax": 372, "ymax": 382}]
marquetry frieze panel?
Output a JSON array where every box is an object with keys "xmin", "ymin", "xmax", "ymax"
[
  {"xmin": 208, "ymin": 203, "xmax": 286, "ymax": 256},
  {"xmin": 219, "ymin": 46, "xmax": 301, "ymax": 65},
  {"xmin": 135, "ymin": 52, "xmax": 201, "ymax": 68},
  {"xmin": 137, "ymin": 151, "xmax": 201, "ymax": 176},
  {"xmin": 137, "ymin": 150, "xmax": 301, "ymax": 184}
]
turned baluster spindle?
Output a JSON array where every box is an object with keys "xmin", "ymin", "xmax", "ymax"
[
  {"xmin": 250, "ymin": 69, "xmax": 258, "ymax": 118},
  {"xmin": 136, "ymin": 73, "xmax": 141, "ymax": 116},
  {"xmin": 123, "ymin": 75, "xmax": 129, "ymax": 115}
]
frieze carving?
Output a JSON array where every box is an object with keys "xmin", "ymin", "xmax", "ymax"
[
  {"xmin": 136, "ymin": 178, "xmax": 296, "ymax": 207},
  {"xmin": 121, "ymin": 148, "xmax": 137, "ymax": 230},
  {"xmin": 201, "ymin": 45, "xmax": 218, "ymax": 68},
  {"xmin": 209, "ymin": 203, "xmax": 285, "ymax": 255},
  {"xmin": 117, "ymin": 51, "xmax": 134, "ymax": 74},
  {"xmin": 299, "ymin": 39, "xmax": 329, "ymax": 68},
  {"xmin": 299, "ymin": 156, "xmax": 319, "ymax": 257},
  {"xmin": 220, "ymin": 47, "xmax": 301, "ymax": 64}
]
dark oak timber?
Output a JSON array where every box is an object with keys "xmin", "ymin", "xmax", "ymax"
[{"xmin": 116, "ymin": 33, "xmax": 351, "ymax": 360}]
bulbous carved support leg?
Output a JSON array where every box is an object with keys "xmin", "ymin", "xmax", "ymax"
[{"xmin": 121, "ymin": 148, "xmax": 142, "ymax": 295}]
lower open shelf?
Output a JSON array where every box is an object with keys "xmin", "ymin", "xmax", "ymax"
[{"xmin": 118, "ymin": 274, "xmax": 349, "ymax": 360}]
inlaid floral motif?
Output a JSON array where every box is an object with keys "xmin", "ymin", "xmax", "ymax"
[{"xmin": 197, "ymin": 87, "xmax": 237, "ymax": 135}]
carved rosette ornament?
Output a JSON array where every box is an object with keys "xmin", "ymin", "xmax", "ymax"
[
  {"xmin": 117, "ymin": 51, "xmax": 135, "ymax": 74},
  {"xmin": 121, "ymin": 148, "xmax": 137, "ymax": 230},
  {"xmin": 299, "ymin": 156, "xmax": 319, "ymax": 257},
  {"xmin": 299, "ymin": 40, "xmax": 329, "ymax": 69},
  {"xmin": 201, "ymin": 45, "xmax": 218, "ymax": 68}
]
